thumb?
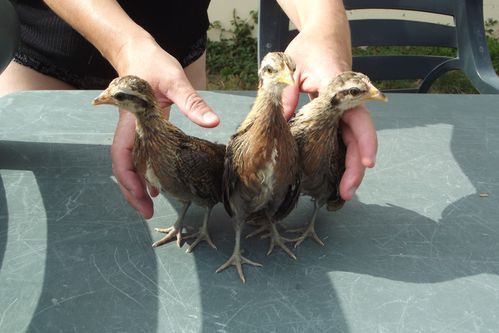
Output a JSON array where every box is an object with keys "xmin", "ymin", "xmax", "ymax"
[
  {"xmin": 281, "ymin": 82, "xmax": 300, "ymax": 120},
  {"xmin": 163, "ymin": 76, "xmax": 220, "ymax": 128}
]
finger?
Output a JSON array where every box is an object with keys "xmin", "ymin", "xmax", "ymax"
[
  {"xmin": 112, "ymin": 152, "xmax": 154, "ymax": 219},
  {"xmin": 117, "ymin": 178, "xmax": 154, "ymax": 219},
  {"xmin": 112, "ymin": 111, "xmax": 154, "ymax": 218},
  {"xmin": 340, "ymin": 125, "xmax": 366, "ymax": 200},
  {"xmin": 164, "ymin": 74, "xmax": 220, "ymax": 128},
  {"xmin": 282, "ymin": 83, "xmax": 300, "ymax": 120},
  {"xmin": 341, "ymin": 105, "xmax": 378, "ymax": 168}
]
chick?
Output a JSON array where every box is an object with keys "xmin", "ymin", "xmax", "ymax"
[
  {"xmin": 289, "ymin": 71, "xmax": 387, "ymax": 247},
  {"xmin": 216, "ymin": 52, "xmax": 301, "ymax": 282},
  {"xmin": 92, "ymin": 76, "xmax": 225, "ymax": 253}
]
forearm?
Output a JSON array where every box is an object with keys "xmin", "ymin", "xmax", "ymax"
[
  {"xmin": 276, "ymin": 0, "xmax": 352, "ymax": 71},
  {"xmin": 43, "ymin": 0, "xmax": 154, "ymax": 73}
]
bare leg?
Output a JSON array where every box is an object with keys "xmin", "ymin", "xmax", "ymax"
[
  {"xmin": 184, "ymin": 206, "xmax": 216, "ymax": 253},
  {"xmin": 184, "ymin": 52, "xmax": 207, "ymax": 90},
  {"xmin": 0, "ymin": 52, "xmax": 204, "ymax": 96},
  {"xmin": 266, "ymin": 223, "xmax": 297, "ymax": 260},
  {"xmin": 0, "ymin": 61, "xmax": 74, "ymax": 96},
  {"xmin": 152, "ymin": 201, "xmax": 191, "ymax": 248},
  {"xmin": 216, "ymin": 220, "xmax": 262, "ymax": 283},
  {"xmin": 288, "ymin": 201, "xmax": 324, "ymax": 248}
]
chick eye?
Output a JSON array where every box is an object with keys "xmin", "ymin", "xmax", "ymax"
[
  {"xmin": 114, "ymin": 92, "xmax": 126, "ymax": 101},
  {"xmin": 263, "ymin": 65, "xmax": 275, "ymax": 74},
  {"xmin": 348, "ymin": 88, "xmax": 362, "ymax": 96}
]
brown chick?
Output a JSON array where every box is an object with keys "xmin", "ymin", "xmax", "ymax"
[
  {"xmin": 289, "ymin": 71, "xmax": 387, "ymax": 247},
  {"xmin": 216, "ymin": 52, "xmax": 301, "ymax": 283},
  {"xmin": 92, "ymin": 75, "xmax": 225, "ymax": 253}
]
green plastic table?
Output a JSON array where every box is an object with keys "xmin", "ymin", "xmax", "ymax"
[{"xmin": 1, "ymin": 91, "xmax": 498, "ymax": 332}]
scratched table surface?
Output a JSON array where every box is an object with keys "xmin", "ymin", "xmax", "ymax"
[{"xmin": 0, "ymin": 90, "xmax": 498, "ymax": 332}]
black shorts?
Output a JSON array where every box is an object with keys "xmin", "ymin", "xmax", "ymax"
[{"xmin": 12, "ymin": 0, "xmax": 211, "ymax": 89}]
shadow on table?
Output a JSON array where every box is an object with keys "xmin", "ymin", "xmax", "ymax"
[
  {"xmin": 194, "ymin": 199, "xmax": 499, "ymax": 332},
  {"xmin": 191, "ymin": 94, "xmax": 499, "ymax": 331},
  {"xmin": 1, "ymin": 93, "xmax": 498, "ymax": 332},
  {"xmin": 0, "ymin": 141, "xmax": 159, "ymax": 332}
]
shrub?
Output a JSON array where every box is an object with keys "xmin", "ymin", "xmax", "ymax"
[
  {"xmin": 207, "ymin": 12, "xmax": 499, "ymax": 93},
  {"xmin": 206, "ymin": 10, "xmax": 259, "ymax": 90}
]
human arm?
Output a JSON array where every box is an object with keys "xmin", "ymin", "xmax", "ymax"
[
  {"xmin": 43, "ymin": 0, "xmax": 219, "ymax": 218},
  {"xmin": 276, "ymin": 0, "xmax": 378, "ymax": 200}
]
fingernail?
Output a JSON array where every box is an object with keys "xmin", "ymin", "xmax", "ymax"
[{"xmin": 202, "ymin": 112, "xmax": 219, "ymax": 125}]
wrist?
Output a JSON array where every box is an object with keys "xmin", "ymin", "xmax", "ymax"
[
  {"xmin": 109, "ymin": 32, "xmax": 158, "ymax": 75},
  {"xmin": 297, "ymin": 28, "xmax": 352, "ymax": 74}
]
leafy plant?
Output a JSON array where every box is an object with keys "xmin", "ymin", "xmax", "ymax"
[
  {"xmin": 485, "ymin": 18, "xmax": 498, "ymax": 37},
  {"xmin": 206, "ymin": 10, "xmax": 259, "ymax": 90}
]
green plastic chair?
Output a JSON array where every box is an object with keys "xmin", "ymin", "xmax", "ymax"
[{"xmin": 258, "ymin": 0, "xmax": 499, "ymax": 93}]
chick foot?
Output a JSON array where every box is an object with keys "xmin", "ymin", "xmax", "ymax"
[
  {"xmin": 288, "ymin": 221, "xmax": 324, "ymax": 248},
  {"xmin": 264, "ymin": 223, "xmax": 297, "ymax": 260},
  {"xmin": 152, "ymin": 226, "xmax": 183, "ymax": 248},
  {"xmin": 245, "ymin": 224, "xmax": 270, "ymax": 239},
  {"xmin": 246, "ymin": 218, "xmax": 266, "ymax": 227},
  {"xmin": 246, "ymin": 221, "xmax": 286, "ymax": 239},
  {"xmin": 184, "ymin": 207, "xmax": 216, "ymax": 253},
  {"xmin": 151, "ymin": 201, "xmax": 190, "ymax": 248},
  {"xmin": 216, "ymin": 227, "xmax": 262, "ymax": 283},
  {"xmin": 288, "ymin": 202, "xmax": 324, "ymax": 248},
  {"xmin": 216, "ymin": 251, "xmax": 262, "ymax": 283}
]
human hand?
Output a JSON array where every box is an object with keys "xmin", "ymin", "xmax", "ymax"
[
  {"xmin": 283, "ymin": 29, "xmax": 378, "ymax": 200},
  {"xmin": 111, "ymin": 37, "xmax": 219, "ymax": 218}
]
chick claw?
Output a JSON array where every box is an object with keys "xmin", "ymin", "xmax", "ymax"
[
  {"xmin": 216, "ymin": 252, "xmax": 262, "ymax": 283},
  {"xmin": 246, "ymin": 219, "xmax": 265, "ymax": 227},
  {"xmin": 152, "ymin": 226, "xmax": 183, "ymax": 248},
  {"xmin": 183, "ymin": 226, "xmax": 216, "ymax": 253},
  {"xmin": 246, "ymin": 222, "xmax": 286, "ymax": 239},
  {"xmin": 265, "ymin": 224, "xmax": 297, "ymax": 260},
  {"xmin": 288, "ymin": 224, "xmax": 325, "ymax": 248},
  {"xmin": 245, "ymin": 224, "xmax": 269, "ymax": 239}
]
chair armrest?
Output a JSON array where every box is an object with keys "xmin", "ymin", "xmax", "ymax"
[{"xmin": 455, "ymin": 0, "xmax": 499, "ymax": 94}]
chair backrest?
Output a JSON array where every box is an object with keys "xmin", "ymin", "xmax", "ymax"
[{"xmin": 258, "ymin": 0, "xmax": 499, "ymax": 93}]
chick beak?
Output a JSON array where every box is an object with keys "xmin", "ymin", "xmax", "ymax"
[
  {"xmin": 92, "ymin": 92, "xmax": 115, "ymax": 106},
  {"xmin": 365, "ymin": 85, "xmax": 388, "ymax": 102},
  {"xmin": 276, "ymin": 66, "xmax": 295, "ymax": 86}
]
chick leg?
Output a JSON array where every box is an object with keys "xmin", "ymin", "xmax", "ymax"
[
  {"xmin": 216, "ymin": 222, "xmax": 262, "ymax": 283},
  {"xmin": 246, "ymin": 218, "xmax": 265, "ymax": 227},
  {"xmin": 245, "ymin": 224, "xmax": 270, "ymax": 239},
  {"xmin": 266, "ymin": 223, "xmax": 297, "ymax": 260},
  {"xmin": 288, "ymin": 201, "xmax": 324, "ymax": 248},
  {"xmin": 152, "ymin": 201, "xmax": 191, "ymax": 248},
  {"xmin": 184, "ymin": 206, "xmax": 216, "ymax": 253},
  {"xmin": 246, "ymin": 221, "xmax": 286, "ymax": 239}
]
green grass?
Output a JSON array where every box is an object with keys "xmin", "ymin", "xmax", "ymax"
[{"xmin": 206, "ymin": 12, "xmax": 499, "ymax": 93}]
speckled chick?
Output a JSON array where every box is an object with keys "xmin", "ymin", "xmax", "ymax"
[
  {"xmin": 289, "ymin": 71, "xmax": 387, "ymax": 247},
  {"xmin": 216, "ymin": 52, "xmax": 301, "ymax": 283},
  {"xmin": 93, "ymin": 75, "xmax": 225, "ymax": 253}
]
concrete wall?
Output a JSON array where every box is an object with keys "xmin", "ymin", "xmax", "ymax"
[{"xmin": 207, "ymin": 0, "xmax": 499, "ymax": 40}]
